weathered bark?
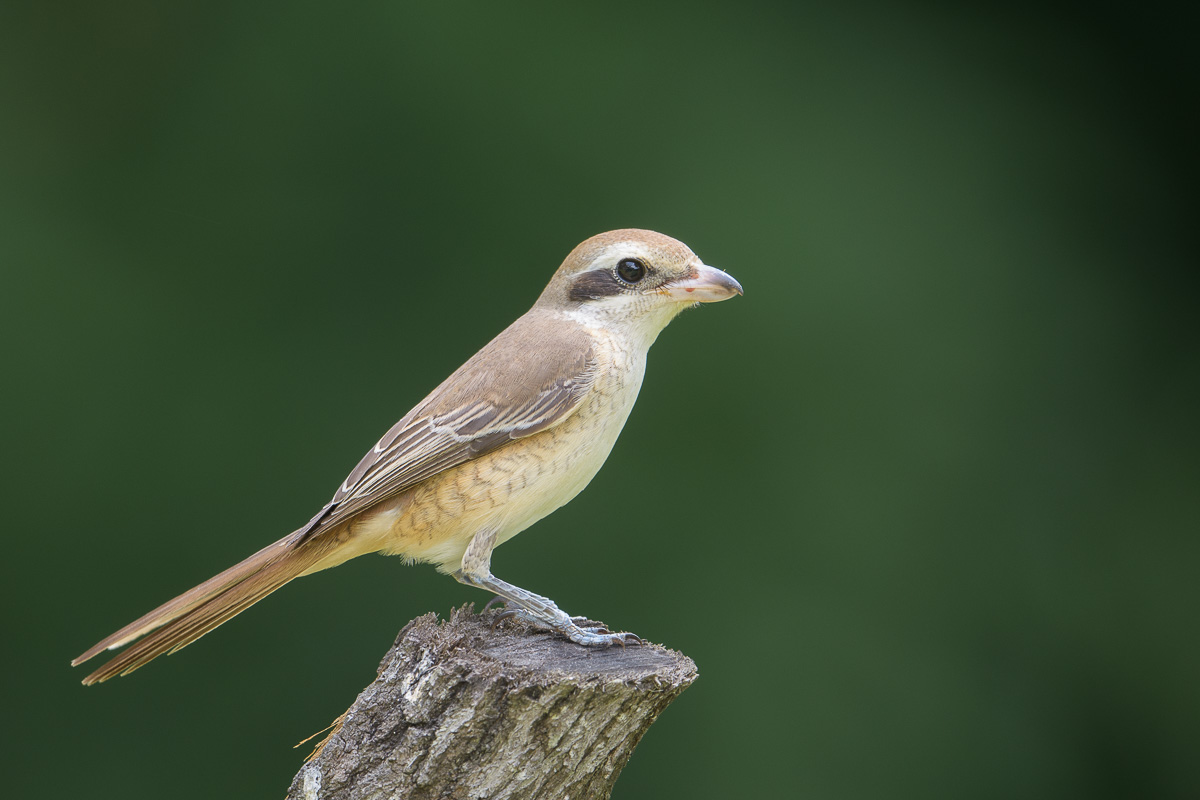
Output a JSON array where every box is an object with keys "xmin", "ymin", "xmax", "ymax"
[{"xmin": 287, "ymin": 605, "xmax": 697, "ymax": 800}]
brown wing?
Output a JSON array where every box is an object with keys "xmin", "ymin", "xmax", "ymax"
[{"xmin": 296, "ymin": 314, "xmax": 598, "ymax": 543}]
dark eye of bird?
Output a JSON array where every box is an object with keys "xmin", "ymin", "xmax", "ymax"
[{"xmin": 615, "ymin": 258, "xmax": 647, "ymax": 284}]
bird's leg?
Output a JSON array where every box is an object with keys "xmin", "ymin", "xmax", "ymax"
[
  {"xmin": 453, "ymin": 529, "xmax": 642, "ymax": 647},
  {"xmin": 482, "ymin": 594, "xmax": 593, "ymax": 629}
]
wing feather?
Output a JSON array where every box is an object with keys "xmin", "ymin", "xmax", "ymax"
[{"xmin": 296, "ymin": 318, "xmax": 598, "ymax": 543}]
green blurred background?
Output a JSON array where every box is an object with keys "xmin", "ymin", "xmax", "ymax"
[{"xmin": 2, "ymin": 2, "xmax": 1196, "ymax": 798}]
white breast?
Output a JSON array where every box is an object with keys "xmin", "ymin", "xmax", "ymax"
[
  {"xmin": 365, "ymin": 330, "xmax": 649, "ymax": 573},
  {"xmin": 492, "ymin": 335, "xmax": 646, "ymax": 546}
]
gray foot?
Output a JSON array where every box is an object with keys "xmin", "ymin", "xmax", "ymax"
[
  {"xmin": 494, "ymin": 606, "xmax": 643, "ymax": 647},
  {"xmin": 458, "ymin": 571, "xmax": 642, "ymax": 647}
]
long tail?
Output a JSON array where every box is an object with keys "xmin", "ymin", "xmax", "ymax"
[{"xmin": 72, "ymin": 530, "xmax": 336, "ymax": 684}]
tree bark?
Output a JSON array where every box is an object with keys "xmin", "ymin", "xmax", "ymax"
[{"xmin": 286, "ymin": 605, "xmax": 698, "ymax": 800}]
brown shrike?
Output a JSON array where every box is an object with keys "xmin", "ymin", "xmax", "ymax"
[{"xmin": 73, "ymin": 229, "xmax": 742, "ymax": 684}]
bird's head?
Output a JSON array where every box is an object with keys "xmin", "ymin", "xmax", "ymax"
[{"xmin": 536, "ymin": 229, "xmax": 742, "ymax": 349}]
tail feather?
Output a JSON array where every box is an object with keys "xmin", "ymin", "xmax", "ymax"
[{"xmin": 73, "ymin": 531, "xmax": 332, "ymax": 684}]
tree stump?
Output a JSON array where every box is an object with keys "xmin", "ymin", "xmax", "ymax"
[{"xmin": 286, "ymin": 605, "xmax": 698, "ymax": 800}]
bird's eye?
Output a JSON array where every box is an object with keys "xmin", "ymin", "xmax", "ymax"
[{"xmin": 615, "ymin": 258, "xmax": 647, "ymax": 284}]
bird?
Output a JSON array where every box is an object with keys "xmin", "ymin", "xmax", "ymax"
[{"xmin": 72, "ymin": 228, "xmax": 742, "ymax": 684}]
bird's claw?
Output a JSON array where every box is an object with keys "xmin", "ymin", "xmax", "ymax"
[
  {"xmin": 570, "ymin": 616, "xmax": 611, "ymax": 635},
  {"xmin": 482, "ymin": 596, "xmax": 508, "ymax": 614},
  {"xmin": 486, "ymin": 604, "xmax": 642, "ymax": 647}
]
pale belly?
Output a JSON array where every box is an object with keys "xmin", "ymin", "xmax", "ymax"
[{"xmin": 334, "ymin": 346, "xmax": 646, "ymax": 573}]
